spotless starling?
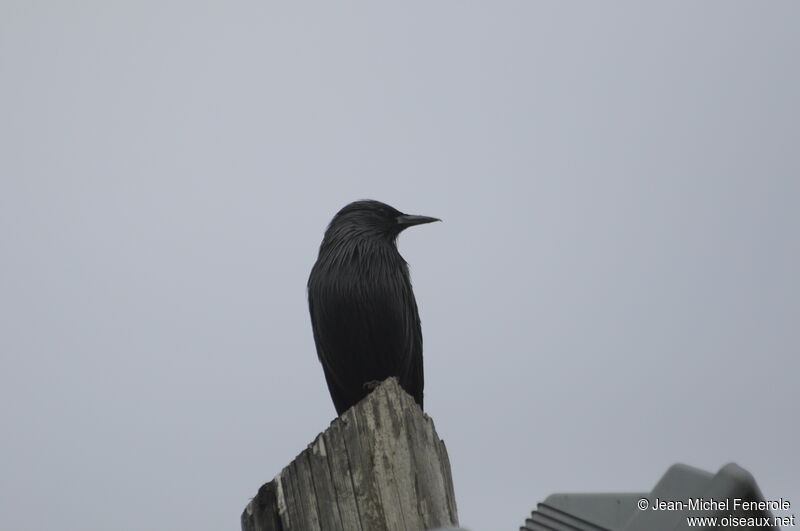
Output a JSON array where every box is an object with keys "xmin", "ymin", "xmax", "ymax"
[{"xmin": 308, "ymin": 200, "xmax": 439, "ymax": 415}]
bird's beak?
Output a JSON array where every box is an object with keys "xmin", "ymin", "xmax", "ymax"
[{"xmin": 396, "ymin": 214, "xmax": 441, "ymax": 227}]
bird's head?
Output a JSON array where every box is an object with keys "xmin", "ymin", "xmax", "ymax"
[{"xmin": 324, "ymin": 200, "xmax": 440, "ymax": 244}]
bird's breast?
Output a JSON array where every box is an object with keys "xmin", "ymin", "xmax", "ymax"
[{"xmin": 310, "ymin": 244, "xmax": 414, "ymax": 331}]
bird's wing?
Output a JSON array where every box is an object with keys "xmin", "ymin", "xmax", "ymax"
[
  {"xmin": 308, "ymin": 289, "xmax": 369, "ymax": 414},
  {"xmin": 405, "ymin": 288, "xmax": 425, "ymax": 410}
]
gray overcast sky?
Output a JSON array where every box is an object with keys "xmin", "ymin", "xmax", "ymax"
[{"xmin": 1, "ymin": 2, "xmax": 798, "ymax": 530}]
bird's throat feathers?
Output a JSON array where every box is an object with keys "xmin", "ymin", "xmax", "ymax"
[
  {"xmin": 318, "ymin": 225, "xmax": 405, "ymax": 271},
  {"xmin": 311, "ymin": 200, "xmax": 417, "ymax": 283}
]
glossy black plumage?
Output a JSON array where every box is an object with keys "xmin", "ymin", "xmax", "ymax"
[{"xmin": 308, "ymin": 200, "xmax": 439, "ymax": 415}]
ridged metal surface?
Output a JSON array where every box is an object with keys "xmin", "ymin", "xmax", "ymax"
[{"xmin": 521, "ymin": 503, "xmax": 613, "ymax": 531}]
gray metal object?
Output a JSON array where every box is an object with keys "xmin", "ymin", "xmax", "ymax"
[{"xmin": 523, "ymin": 463, "xmax": 780, "ymax": 530}]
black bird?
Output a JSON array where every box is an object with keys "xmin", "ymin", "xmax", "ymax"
[{"xmin": 308, "ymin": 200, "xmax": 439, "ymax": 415}]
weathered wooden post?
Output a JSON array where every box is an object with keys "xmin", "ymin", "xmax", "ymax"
[{"xmin": 241, "ymin": 378, "xmax": 459, "ymax": 531}]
